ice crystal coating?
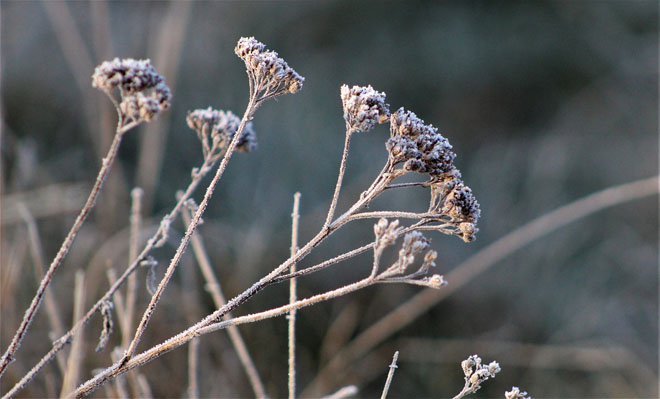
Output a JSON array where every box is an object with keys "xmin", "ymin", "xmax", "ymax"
[
  {"xmin": 92, "ymin": 58, "xmax": 171, "ymax": 123},
  {"xmin": 426, "ymin": 274, "xmax": 447, "ymax": 288},
  {"xmin": 187, "ymin": 107, "xmax": 257, "ymax": 154},
  {"xmin": 442, "ymin": 182, "xmax": 481, "ymax": 224},
  {"xmin": 235, "ymin": 37, "xmax": 304, "ymax": 98},
  {"xmin": 505, "ymin": 387, "xmax": 531, "ymax": 399},
  {"xmin": 374, "ymin": 218, "xmax": 402, "ymax": 248},
  {"xmin": 386, "ymin": 108, "xmax": 455, "ymax": 176},
  {"xmin": 382, "ymin": 107, "xmax": 481, "ymax": 242},
  {"xmin": 340, "ymin": 85, "xmax": 390, "ymax": 133},
  {"xmin": 387, "ymin": 231, "xmax": 430, "ymax": 275},
  {"xmin": 460, "ymin": 355, "xmax": 501, "ymax": 395}
]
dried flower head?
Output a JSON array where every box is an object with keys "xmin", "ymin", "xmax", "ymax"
[
  {"xmin": 386, "ymin": 108, "xmax": 455, "ymax": 176},
  {"xmin": 383, "ymin": 231, "xmax": 430, "ymax": 277},
  {"xmin": 459, "ymin": 355, "xmax": 501, "ymax": 396},
  {"xmin": 187, "ymin": 107, "xmax": 257, "ymax": 157},
  {"xmin": 505, "ymin": 387, "xmax": 531, "ymax": 399},
  {"xmin": 92, "ymin": 58, "xmax": 171, "ymax": 123},
  {"xmin": 374, "ymin": 218, "xmax": 402, "ymax": 249},
  {"xmin": 426, "ymin": 274, "xmax": 447, "ymax": 288},
  {"xmin": 442, "ymin": 181, "xmax": 481, "ymax": 224},
  {"xmin": 426, "ymin": 171, "xmax": 480, "ymax": 242},
  {"xmin": 374, "ymin": 226, "xmax": 445, "ymax": 287},
  {"xmin": 340, "ymin": 85, "xmax": 390, "ymax": 133},
  {"xmin": 235, "ymin": 37, "xmax": 304, "ymax": 100}
]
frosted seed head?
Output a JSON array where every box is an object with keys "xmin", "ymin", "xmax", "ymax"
[
  {"xmin": 187, "ymin": 107, "xmax": 257, "ymax": 154},
  {"xmin": 93, "ymin": 58, "xmax": 171, "ymax": 123},
  {"xmin": 387, "ymin": 107, "xmax": 456, "ymax": 176},
  {"xmin": 442, "ymin": 182, "xmax": 481, "ymax": 224},
  {"xmin": 340, "ymin": 84, "xmax": 390, "ymax": 133},
  {"xmin": 505, "ymin": 387, "xmax": 531, "ymax": 399},
  {"xmin": 236, "ymin": 37, "xmax": 304, "ymax": 98}
]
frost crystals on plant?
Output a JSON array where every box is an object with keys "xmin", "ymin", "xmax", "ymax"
[
  {"xmin": 92, "ymin": 58, "xmax": 171, "ymax": 124},
  {"xmin": 340, "ymin": 84, "xmax": 390, "ymax": 133},
  {"xmin": 187, "ymin": 107, "xmax": 257, "ymax": 162},
  {"xmin": 235, "ymin": 37, "xmax": 304, "ymax": 104},
  {"xmin": 452, "ymin": 354, "xmax": 501, "ymax": 399}
]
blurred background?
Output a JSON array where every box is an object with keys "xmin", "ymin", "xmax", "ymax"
[{"xmin": 1, "ymin": 1, "xmax": 658, "ymax": 398}]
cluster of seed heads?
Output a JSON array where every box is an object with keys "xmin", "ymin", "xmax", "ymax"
[
  {"xmin": 235, "ymin": 37, "xmax": 304, "ymax": 99},
  {"xmin": 372, "ymin": 219, "xmax": 446, "ymax": 288},
  {"xmin": 461, "ymin": 355, "xmax": 501, "ymax": 394},
  {"xmin": 341, "ymin": 84, "xmax": 481, "ymax": 242},
  {"xmin": 92, "ymin": 58, "xmax": 171, "ymax": 123},
  {"xmin": 387, "ymin": 108, "xmax": 456, "ymax": 176},
  {"xmin": 187, "ymin": 107, "xmax": 257, "ymax": 158}
]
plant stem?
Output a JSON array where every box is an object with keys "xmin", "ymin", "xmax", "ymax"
[
  {"xmin": 0, "ymin": 124, "xmax": 127, "ymax": 379},
  {"xmin": 380, "ymin": 351, "xmax": 399, "ymax": 399},
  {"xmin": 187, "ymin": 338, "xmax": 199, "ymax": 399},
  {"xmin": 121, "ymin": 95, "xmax": 258, "ymax": 364},
  {"xmin": 324, "ymin": 128, "xmax": 353, "ymax": 227},
  {"xmin": 182, "ymin": 200, "xmax": 266, "ymax": 398},
  {"xmin": 2, "ymin": 141, "xmax": 219, "ymax": 398},
  {"xmin": 288, "ymin": 192, "xmax": 301, "ymax": 399},
  {"xmin": 71, "ymin": 275, "xmax": 379, "ymax": 398}
]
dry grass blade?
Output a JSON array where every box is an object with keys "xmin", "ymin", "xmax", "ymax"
[
  {"xmin": 19, "ymin": 205, "xmax": 67, "ymax": 374},
  {"xmin": 60, "ymin": 270, "xmax": 86, "ymax": 397},
  {"xmin": 187, "ymin": 338, "xmax": 200, "ymax": 399}
]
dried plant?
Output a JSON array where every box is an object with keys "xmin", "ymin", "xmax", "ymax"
[{"xmin": 1, "ymin": 36, "xmax": 538, "ymax": 399}]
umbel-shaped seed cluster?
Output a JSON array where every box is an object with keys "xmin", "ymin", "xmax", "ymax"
[
  {"xmin": 459, "ymin": 355, "xmax": 501, "ymax": 395},
  {"xmin": 187, "ymin": 107, "xmax": 257, "ymax": 160},
  {"xmin": 372, "ymin": 219, "xmax": 446, "ymax": 289},
  {"xmin": 235, "ymin": 37, "xmax": 304, "ymax": 101},
  {"xmin": 92, "ymin": 58, "xmax": 171, "ymax": 123},
  {"xmin": 340, "ymin": 85, "xmax": 390, "ymax": 133},
  {"xmin": 341, "ymin": 86, "xmax": 481, "ymax": 242}
]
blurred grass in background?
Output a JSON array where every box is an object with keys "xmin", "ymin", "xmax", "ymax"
[{"xmin": 1, "ymin": 1, "xmax": 657, "ymax": 397}]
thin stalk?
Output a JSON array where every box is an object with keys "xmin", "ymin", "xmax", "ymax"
[
  {"xmin": 124, "ymin": 188, "xmax": 143, "ymax": 348},
  {"xmin": 18, "ymin": 205, "xmax": 67, "ymax": 375},
  {"xmin": 181, "ymin": 200, "xmax": 266, "ymax": 399},
  {"xmin": 383, "ymin": 181, "xmax": 428, "ymax": 190},
  {"xmin": 0, "ymin": 121, "xmax": 129, "ymax": 379},
  {"xmin": 71, "ymin": 275, "xmax": 380, "ymax": 397},
  {"xmin": 2, "ymin": 140, "xmax": 220, "ymax": 398},
  {"xmin": 380, "ymin": 351, "xmax": 399, "ymax": 399},
  {"xmin": 288, "ymin": 192, "xmax": 301, "ymax": 399},
  {"xmin": 121, "ymin": 95, "xmax": 259, "ymax": 364},
  {"xmin": 187, "ymin": 338, "xmax": 200, "ymax": 399},
  {"xmin": 324, "ymin": 128, "xmax": 353, "ymax": 227},
  {"xmin": 123, "ymin": 188, "xmax": 143, "ymax": 397},
  {"xmin": 272, "ymin": 243, "xmax": 374, "ymax": 284},
  {"xmin": 348, "ymin": 211, "xmax": 435, "ymax": 222}
]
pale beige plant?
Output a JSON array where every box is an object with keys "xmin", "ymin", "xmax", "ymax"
[
  {"xmin": 1, "ymin": 32, "xmax": 650, "ymax": 398},
  {"xmin": 2, "ymin": 36, "xmax": 486, "ymax": 398}
]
